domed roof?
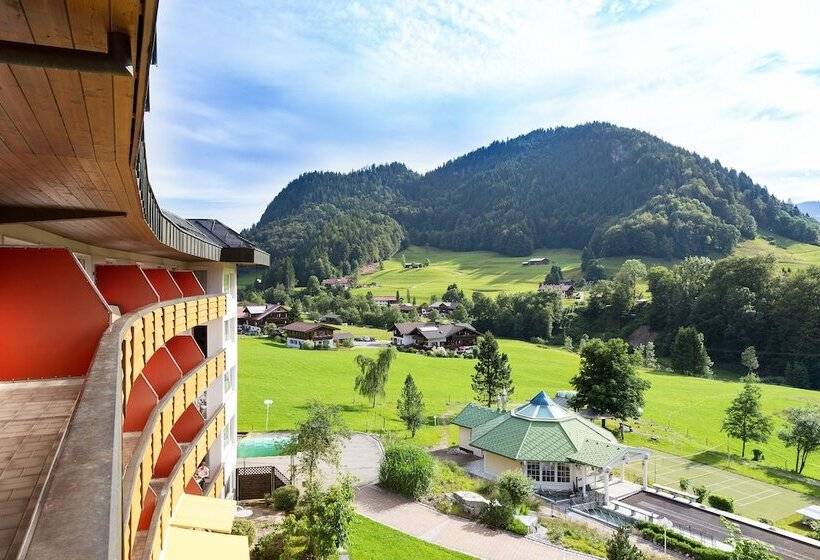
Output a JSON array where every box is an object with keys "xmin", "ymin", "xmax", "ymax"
[{"xmin": 511, "ymin": 391, "xmax": 571, "ymax": 421}]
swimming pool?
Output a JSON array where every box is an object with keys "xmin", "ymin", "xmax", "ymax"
[{"xmin": 237, "ymin": 434, "xmax": 293, "ymax": 458}]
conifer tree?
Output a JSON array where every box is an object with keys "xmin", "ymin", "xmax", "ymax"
[{"xmin": 397, "ymin": 374, "xmax": 424, "ymax": 437}]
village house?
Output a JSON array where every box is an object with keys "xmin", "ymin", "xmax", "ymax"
[
  {"xmin": 521, "ymin": 257, "xmax": 549, "ymax": 266},
  {"xmin": 424, "ymin": 301, "xmax": 456, "ymax": 315},
  {"xmin": 453, "ymin": 391, "xmax": 650, "ymax": 503},
  {"xmin": 318, "ymin": 312, "xmax": 343, "ymax": 325},
  {"xmin": 237, "ymin": 303, "xmax": 290, "ymax": 327},
  {"xmin": 391, "ymin": 322, "xmax": 478, "ymax": 349},
  {"xmin": 321, "ymin": 276, "xmax": 351, "ymax": 289},
  {"xmin": 373, "ymin": 295, "xmax": 400, "ymax": 306},
  {"xmin": 403, "ymin": 261, "xmax": 423, "ymax": 269},
  {"xmin": 538, "ymin": 282, "xmax": 575, "ymax": 298},
  {"xmin": 282, "ymin": 321, "xmax": 340, "ymax": 348}
]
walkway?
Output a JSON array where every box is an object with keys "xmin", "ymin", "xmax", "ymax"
[{"xmin": 355, "ymin": 484, "xmax": 593, "ymax": 560}]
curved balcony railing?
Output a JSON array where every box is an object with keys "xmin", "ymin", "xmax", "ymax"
[
  {"xmin": 122, "ymin": 349, "xmax": 226, "ymax": 559},
  {"xmin": 24, "ymin": 294, "xmax": 227, "ymax": 560},
  {"xmin": 138, "ymin": 406, "xmax": 226, "ymax": 560}
]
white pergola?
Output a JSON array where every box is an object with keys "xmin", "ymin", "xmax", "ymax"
[{"xmin": 575, "ymin": 447, "xmax": 651, "ymax": 505}]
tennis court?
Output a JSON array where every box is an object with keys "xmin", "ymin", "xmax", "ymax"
[{"xmin": 625, "ymin": 450, "xmax": 815, "ymax": 522}]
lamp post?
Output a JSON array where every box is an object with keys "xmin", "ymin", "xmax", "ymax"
[
  {"xmin": 263, "ymin": 399, "xmax": 273, "ymax": 431},
  {"xmin": 658, "ymin": 517, "xmax": 673, "ymax": 554}
]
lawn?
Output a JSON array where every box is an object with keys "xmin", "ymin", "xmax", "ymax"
[{"xmin": 347, "ymin": 514, "xmax": 474, "ymax": 559}]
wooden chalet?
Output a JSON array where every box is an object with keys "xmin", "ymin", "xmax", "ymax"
[
  {"xmin": 238, "ymin": 304, "xmax": 289, "ymax": 327},
  {"xmin": 391, "ymin": 322, "xmax": 478, "ymax": 349},
  {"xmin": 283, "ymin": 321, "xmax": 339, "ymax": 348},
  {"xmin": 538, "ymin": 282, "xmax": 575, "ymax": 297}
]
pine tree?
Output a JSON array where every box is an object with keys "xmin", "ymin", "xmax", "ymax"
[
  {"xmin": 721, "ymin": 374, "xmax": 772, "ymax": 457},
  {"xmin": 671, "ymin": 326, "xmax": 712, "ymax": 377},
  {"xmin": 606, "ymin": 526, "xmax": 643, "ymax": 560},
  {"xmin": 643, "ymin": 342, "xmax": 658, "ymax": 369},
  {"xmin": 471, "ymin": 333, "xmax": 513, "ymax": 408},
  {"xmin": 397, "ymin": 374, "xmax": 424, "ymax": 437},
  {"xmin": 740, "ymin": 346, "xmax": 759, "ymax": 374}
]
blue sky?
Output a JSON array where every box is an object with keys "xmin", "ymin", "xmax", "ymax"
[{"xmin": 145, "ymin": 0, "xmax": 820, "ymax": 230}]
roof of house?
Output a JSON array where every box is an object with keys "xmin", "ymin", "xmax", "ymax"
[
  {"xmin": 332, "ymin": 331, "xmax": 353, "ymax": 340},
  {"xmin": 454, "ymin": 391, "xmax": 637, "ymax": 464},
  {"xmin": 392, "ymin": 322, "xmax": 477, "ymax": 338},
  {"xmin": 256, "ymin": 304, "xmax": 289, "ymax": 320},
  {"xmin": 245, "ymin": 305, "xmax": 267, "ymax": 315},
  {"xmin": 428, "ymin": 301, "xmax": 455, "ymax": 309},
  {"xmin": 282, "ymin": 321, "xmax": 339, "ymax": 333},
  {"xmin": 374, "ymin": 295, "xmax": 399, "ymax": 301},
  {"xmin": 538, "ymin": 282, "xmax": 574, "ymax": 293}
]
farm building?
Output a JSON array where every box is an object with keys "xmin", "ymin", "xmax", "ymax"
[
  {"xmin": 538, "ymin": 282, "xmax": 575, "ymax": 297},
  {"xmin": 452, "ymin": 391, "xmax": 650, "ymax": 502},
  {"xmin": 521, "ymin": 257, "xmax": 549, "ymax": 266}
]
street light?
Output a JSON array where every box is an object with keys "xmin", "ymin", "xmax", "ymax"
[
  {"xmin": 658, "ymin": 517, "xmax": 674, "ymax": 554},
  {"xmin": 263, "ymin": 399, "xmax": 273, "ymax": 431}
]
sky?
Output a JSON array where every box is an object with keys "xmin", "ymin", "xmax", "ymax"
[{"xmin": 144, "ymin": 0, "xmax": 820, "ymax": 230}]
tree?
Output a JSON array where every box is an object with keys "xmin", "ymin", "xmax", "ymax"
[
  {"xmin": 546, "ymin": 265, "xmax": 564, "ymax": 284},
  {"xmin": 354, "ymin": 347, "xmax": 396, "ymax": 407},
  {"xmin": 606, "ymin": 526, "xmax": 643, "ymax": 560},
  {"xmin": 671, "ymin": 326, "xmax": 712, "ymax": 377},
  {"xmin": 306, "ymin": 275, "xmax": 323, "ymax": 296},
  {"xmin": 286, "ymin": 301, "xmax": 302, "ymax": 323},
  {"xmin": 643, "ymin": 341, "xmax": 657, "ymax": 369},
  {"xmin": 427, "ymin": 308, "xmax": 440, "ymax": 323},
  {"xmin": 497, "ymin": 471, "xmax": 532, "ymax": 508},
  {"xmin": 563, "ymin": 336, "xmax": 574, "ymax": 351},
  {"xmin": 282, "ymin": 257, "xmax": 297, "ymax": 291},
  {"xmin": 722, "ymin": 518, "xmax": 777, "ymax": 560},
  {"xmin": 778, "ymin": 406, "xmax": 820, "ymax": 474},
  {"xmin": 569, "ymin": 338, "xmax": 650, "ymax": 426},
  {"xmin": 246, "ymin": 290, "xmax": 264, "ymax": 305},
  {"xmin": 471, "ymin": 333, "xmax": 513, "ymax": 407},
  {"xmin": 293, "ymin": 401, "xmax": 351, "ymax": 486},
  {"xmin": 740, "ymin": 346, "xmax": 759, "ymax": 373},
  {"xmin": 721, "ymin": 374, "xmax": 772, "ymax": 457},
  {"xmin": 299, "ymin": 476, "xmax": 356, "ymax": 559},
  {"xmin": 442, "ymin": 283, "xmax": 464, "ymax": 303},
  {"xmin": 396, "ymin": 374, "xmax": 424, "ymax": 437},
  {"xmin": 451, "ymin": 303, "xmax": 469, "ymax": 323}
]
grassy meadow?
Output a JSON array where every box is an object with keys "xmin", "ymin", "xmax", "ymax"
[
  {"xmin": 347, "ymin": 514, "xmax": 474, "ymax": 560},
  {"xmin": 237, "ymin": 336, "xmax": 820, "ymax": 495}
]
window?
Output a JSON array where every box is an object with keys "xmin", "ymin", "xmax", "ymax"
[
  {"xmin": 526, "ymin": 462, "xmax": 541, "ymax": 482},
  {"xmin": 556, "ymin": 463, "xmax": 570, "ymax": 483},
  {"xmin": 224, "ymin": 318, "xmax": 236, "ymax": 342},
  {"xmin": 223, "ymin": 270, "xmax": 235, "ymax": 293},
  {"xmin": 543, "ymin": 462, "xmax": 556, "ymax": 482}
]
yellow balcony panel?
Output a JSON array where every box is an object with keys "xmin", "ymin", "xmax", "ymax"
[
  {"xmin": 165, "ymin": 527, "xmax": 249, "ymax": 560},
  {"xmin": 170, "ymin": 494, "xmax": 235, "ymax": 533}
]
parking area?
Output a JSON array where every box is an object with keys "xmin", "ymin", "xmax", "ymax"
[
  {"xmin": 622, "ymin": 492, "xmax": 819, "ymax": 560},
  {"xmin": 626, "ymin": 450, "xmax": 814, "ymax": 522}
]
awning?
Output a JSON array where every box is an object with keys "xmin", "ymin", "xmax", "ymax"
[
  {"xmin": 165, "ymin": 526, "xmax": 250, "ymax": 560},
  {"xmin": 171, "ymin": 494, "xmax": 236, "ymax": 533}
]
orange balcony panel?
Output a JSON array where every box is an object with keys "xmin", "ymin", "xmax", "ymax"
[
  {"xmin": 165, "ymin": 335, "xmax": 205, "ymax": 373},
  {"xmin": 154, "ymin": 434, "xmax": 182, "ymax": 479},
  {"xmin": 185, "ymin": 478, "xmax": 204, "ymax": 496},
  {"xmin": 170, "ymin": 271, "xmax": 206, "ymax": 297},
  {"xmin": 143, "ymin": 268, "xmax": 184, "ymax": 301},
  {"xmin": 143, "ymin": 347, "xmax": 183, "ymax": 399},
  {"xmin": 95, "ymin": 265, "xmax": 159, "ymax": 314},
  {"xmin": 0, "ymin": 248, "xmax": 110, "ymax": 380},
  {"xmin": 138, "ymin": 486, "xmax": 158, "ymax": 531},
  {"xmin": 171, "ymin": 404, "xmax": 205, "ymax": 444},
  {"xmin": 124, "ymin": 376, "xmax": 159, "ymax": 432}
]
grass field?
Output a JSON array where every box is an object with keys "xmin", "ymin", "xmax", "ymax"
[
  {"xmin": 237, "ymin": 337, "xmax": 820, "ymax": 500},
  {"xmin": 349, "ymin": 238, "xmax": 820, "ymax": 302},
  {"xmin": 347, "ymin": 514, "xmax": 474, "ymax": 560}
]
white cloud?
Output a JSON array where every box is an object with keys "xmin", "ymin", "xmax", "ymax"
[{"xmin": 146, "ymin": 0, "xmax": 820, "ymax": 229}]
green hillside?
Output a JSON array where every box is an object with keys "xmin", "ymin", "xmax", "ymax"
[{"xmin": 349, "ymin": 237, "xmax": 820, "ymax": 301}]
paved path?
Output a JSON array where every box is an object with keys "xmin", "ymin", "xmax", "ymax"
[{"xmin": 355, "ymin": 484, "xmax": 592, "ymax": 560}]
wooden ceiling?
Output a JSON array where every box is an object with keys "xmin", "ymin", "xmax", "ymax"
[{"xmin": 0, "ymin": 0, "xmax": 218, "ymax": 261}]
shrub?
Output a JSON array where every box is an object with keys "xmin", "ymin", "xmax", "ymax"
[
  {"xmin": 480, "ymin": 500, "xmax": 515, "ymax": 529},
  {"xmin": 707, "ymin": 494, "xmax": 734, "ymax": 512},
  {"xmin": 379, "ymin": 444, "xmax": 435, "ymax": 499},
  {"xmin": 508, "ymin": 517, "xmax": 530, "ymax": 536},
  {"xmin": 693, "ymin": 485, "xmax": 709, "ymax": 503},
  {"xmin": 268, "ymin": 484, "xmax": 300, "ymax": 511},
  {"xmin": 231, "ymin": 518, "xmax": 256, "ymax": 546},
  {"xmin": 752, "ymin": 448, "xmax": 764, "ymax": 461},
  {"xmin": 679, "ymin": 478, "xmax": 690, "ymax": 491},
  {"xmin": 301, "ymin": 340, "xmax": 315, "ymax": 350},
  {"xmin": 252, "ymin": 529, "xmax": 285, "ymax": 560},
  {"xmin": 540, "ymin": 516, "xmax": 608, "ymax": 557},
  {"xmin": 633, "ymin": 521, "xmax": 730, "ymax": 560},
  {"xmin": 497, "ymin": 471, "xmax": 533, "ymax": 508}
]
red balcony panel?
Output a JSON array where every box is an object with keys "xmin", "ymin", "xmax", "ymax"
[
  {"xmin": 154, "ymin": 435, "xmax": 182, "ymax": 479},
  {"xmin": 142, "ymin": 347, "xmax": 183, "ymax": 399},
  {"xmin": 137, "ymin": 486, "xmax": 157, "ymax": 531},
  {"xmin": 0, "ymin": 247, "xmax": 110, "ymax": 380},
  {"xmin": 142, "ymin": 268, "xmax": 183, "ymax": 301},
  {"xmin": 185, "ymin": 478, "xmax": 204, "ymax": 496},
  {"xmin": 95, "ymin": 265, "xmax": 159, "ymax": 314},
  {"xmin": 170, "ymin": 271, "xmax": 205, "ymax": 297},
  {"xmin": 165, "ymin": 335, "xmax": 205, "ymax": 373},
  {"xmin": 171, "ymin": 404, "xmax": 205, "ymax": 444},
  {"xmin": 123, "ymin": 376, "xmax": 159, "ymax": 432}
]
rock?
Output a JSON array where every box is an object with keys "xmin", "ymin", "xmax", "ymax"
[
  {"xmin": 452, "ymin": 491, "xmax": 490, "ymax": 516},
  {"xmin": 514, "ymin": 514, "xmax": 539, "ymax": 534}
]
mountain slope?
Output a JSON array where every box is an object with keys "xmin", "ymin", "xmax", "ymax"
[
  {"xmin": 798, "ymin": 201, "xmax": 820, "ymax": 220},
  {"xmin": 244, "ymin": 123, "xmax": 820, "ymax": 282}
]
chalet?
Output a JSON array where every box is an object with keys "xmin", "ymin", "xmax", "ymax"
[
  {"xmin": 538, "ymin": 282, "xmax": 575, "ymax": 297},
  {"xmin": 373, "ymin": 295, "xmax": 400, "ymax": 306},
  {"xmin": 319, "ymin": 313, "xmax": 343, "ymax": 325},
  {"xmin": 453, "ymin": 391, "xmax": 650, "ymax": 503},
  {"xmin": 390, "ymin": 303, "xmax": 417, "ymax": 313},
  {"xmin": 403, "ymin": 262, "xmax": 423, "ymax": 269},
  {"xmin": 521, "ymin": 257, "xmax": 549, "ymax": 266},
  {"xmin": 391, "ymin": 322, "xmax": 478, "ymax": 349},
  {"xmin": 282, "ymin": 321, "xmax": 339, "ymax": 348},
  {"xmin": 332, "ymin": 331, "xmax": 354, "ymax": 345},
  {"xmin": 322, "ymin": 276, "xmax": 351, "ymax": 289},
  {"xmin": 238, "ymin": 303, "xmax": 290, "ymax": 327},
  {"xmin": 425, "ymin": 301, "xmax": 456, "ymax": 315}
]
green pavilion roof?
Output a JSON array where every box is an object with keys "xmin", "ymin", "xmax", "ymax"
[{"xmin": 451, "ymin": 403, "xmax": 505, "ymax": 429}]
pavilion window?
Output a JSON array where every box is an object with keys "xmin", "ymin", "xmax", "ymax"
[
  {"xmin": 556, "ymin": 463, "xmax": 570, "ymax": 483},
  {"xmin": 526, "ymin": 462, "xmax": 541, "ymax": 481},
  {"xmin": 543, "ymin": 462, "xmax": 556, "ymax": 482}
]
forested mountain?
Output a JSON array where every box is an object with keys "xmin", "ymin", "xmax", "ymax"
[
  {"xmin": 244, "ymin": 123, "xmax": 820, "ymax": 282},
  {"xmin": 798, "ymin": 201, "xmax": 820, "ymax": 220}
]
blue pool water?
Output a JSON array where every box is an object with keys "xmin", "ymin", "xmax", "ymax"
[{"xmin": 238, "ymin": 434, "xmax": 293, "ymax": 458}]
